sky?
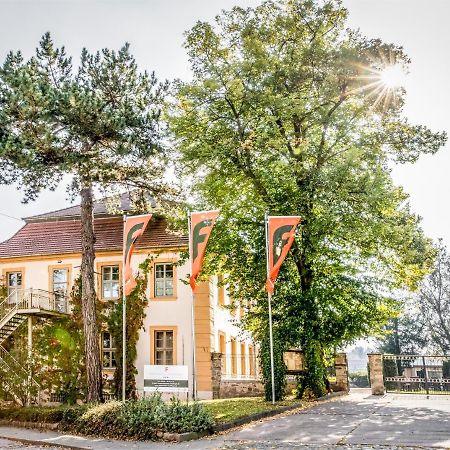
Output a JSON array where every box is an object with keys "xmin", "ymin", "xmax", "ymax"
[{"xmin": 0, "ymin": 0, "xmax": 449, "ymax": 246}]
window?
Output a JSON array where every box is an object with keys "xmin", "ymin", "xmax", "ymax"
[
  {"xmin": 6, "ymin": 272, "xmax": 22, "ymax": 298},
  {"xmin": 249, "ymin": 345, "xmax": 256, "ymax": 376},
  {"xmin": 102, "ymin": 332, "xmax": 116, "ymax": 369},
  {"xmin": 219, "ymin": 332, "xmax": 227, "ymax": 374},
  {"xmin": 154, "ymin": 263, "xmax": 174, "ymax": 297},
  {"xmin": 154, "ymin": 330, "xmax": 174, "ymax": 365},
  {"xmin": 240, "ymin": 343, "xmax": 246, "ymax": 376},
  {"xmin": 102, "ymin": 266, "xmax": 120, "ymax": 299},
  {"xmin": 231, "ymin": 338, "xmax": 237, "ymax": 376},
  {"xmin": 218, "ymin": 275, "xmax": 225, "ymax": 306}
]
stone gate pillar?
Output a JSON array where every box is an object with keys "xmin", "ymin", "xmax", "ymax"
[
  {"xmin": 368, "ymin": 353, "xmax": 385, "ymax": 395},
  {"xmin": 211, "ymin": 352, "xmax": 222, "ymax": 399},
  {"xmin": 335, "ymin": 353, "xmax": 349, "ymax": 392}
]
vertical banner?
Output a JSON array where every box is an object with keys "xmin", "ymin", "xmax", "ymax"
[
  {"xmin": 123, "ymin": 214, "xmax": 152, "ymax": 296},
  {"xmin": 265, "ymin": 216, "xmax": 301, "ymax": 294},
  {"xmin": 189, "ymin": 210, "xmax": 220, "ymax": 292}
]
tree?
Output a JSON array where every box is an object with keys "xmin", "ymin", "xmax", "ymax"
[
  {"xmin": 170, "ymin": 0, "xmax": 446, "ymax": 396},
  {"xmin": 416, "ymin": 242, "xmax": 450, "ymax": 353},
  {"xmin": 0, "ymin": 34, "xmax": 168, "ymax": 401}
]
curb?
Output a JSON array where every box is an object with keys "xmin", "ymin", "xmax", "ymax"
[
  {"xmin": 0, "ymin": 434, "xmax": 88, "ymax": 450},
  {"xmin": 0, "ymin": 419, "xmax": 59, "ymax": 430}
]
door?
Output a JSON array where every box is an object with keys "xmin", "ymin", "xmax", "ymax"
[
  {"xmin": 52, "ymin": 268, "xmax": 68, "ymax": 312},
  {"xmin": 6, "ymin": 272, "xmax": 22, "ymax": 302}
]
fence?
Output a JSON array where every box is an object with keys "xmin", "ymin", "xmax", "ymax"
[{"xmin": 383, "ymin": 354, "xmax": 450, "ymax": 395}]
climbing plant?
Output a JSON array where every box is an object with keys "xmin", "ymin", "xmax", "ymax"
[{"xmin": 107, "ymin": 259, "xmax": 150, "ymax": 400}]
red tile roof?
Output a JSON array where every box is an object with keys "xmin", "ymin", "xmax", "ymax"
[{"xmin": 0, "ymin": 217, "xmax": 187, "ymax": 259}]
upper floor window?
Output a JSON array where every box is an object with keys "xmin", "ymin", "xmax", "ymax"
[
  {"xmin": 102, "ymin": 332, "xmax": 116, "ymax": 369},
  {"xmin": 102, "ymin": 266, "xmax": 120, "ymax": 299},
  {"xmin": 154, "ymin": 263, "xmax": 173, "ymax": 297}
]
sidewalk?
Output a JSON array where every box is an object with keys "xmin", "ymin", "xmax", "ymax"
[{"xmin": 0, "ymin": 425, "xmax": 226, "ymax": 450}]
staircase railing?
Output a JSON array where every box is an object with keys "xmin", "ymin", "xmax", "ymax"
[
  {"xmin": 0, "ymin": 290, "xmax": 23, "ymax": 328},
  {"xmin": 0, "ymin": 343, "xmax": 40, "ymax": 405}
]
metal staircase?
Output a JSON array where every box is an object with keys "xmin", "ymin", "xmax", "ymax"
[{"xmin": 0, "ymin": 289, "xmax": 68, "ymax": 405}]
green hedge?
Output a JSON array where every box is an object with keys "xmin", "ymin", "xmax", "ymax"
[
  {"xmin": 0, "ymin": 395, "xmax": 213, "ymax": 440},
  {"xmin": 0, "ymin": 405, "xmax": 86, "ymax": 425}
]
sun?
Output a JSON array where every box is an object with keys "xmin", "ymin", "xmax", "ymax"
[{"xmin": 380, "ymin": 65, "xmax": 407, "ymax": 89}]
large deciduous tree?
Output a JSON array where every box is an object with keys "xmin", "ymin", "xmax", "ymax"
[
  {"xmin": 0, "ymin": 34, "xmax": 167, "ymax": 402},
  {"xmin": 170, "ymin": 0, "xmax": 446, "ymax": 397}
]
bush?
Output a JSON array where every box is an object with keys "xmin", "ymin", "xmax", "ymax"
[
  {"xmin": 349, "ymin": 371, "xmax": 369, "ymax": 388},
  {"xmin": 72, "ymin": 394, "xmax": 213, "ymax": 440},
  {"xmin": 0, "ymin": 405, "xmax": 86, "ymax": 424},
  {"xmin": 0, "ymin": 395, "xmax": 214, "ymax": 440}
]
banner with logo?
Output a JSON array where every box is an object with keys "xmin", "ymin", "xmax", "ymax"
[
  {"xmin": 189, "ymin": 210, "xmax": 219, "ymax": 292},
  {"xmin": 265, "ymin": 216, "xmax": 301, "ymax": 294},
  {"xmin": 123, "ymin": 214, "xmax": 152, "ymax": 295}
]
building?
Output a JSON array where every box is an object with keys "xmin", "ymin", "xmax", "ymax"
[{"xmin": 0, "ymin": 194, "xmax": 261, "ymax": 402}]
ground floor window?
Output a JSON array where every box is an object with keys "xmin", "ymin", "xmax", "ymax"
[
  {"xmin": 102, "ymin": 332, "xmax": 116, "ymax": 369},
  {"xmin": 154, "ymin": 330, "xmax": 174, "ymax": 365}
]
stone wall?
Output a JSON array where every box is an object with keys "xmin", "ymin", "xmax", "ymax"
[
  {"xmin": 211, "ymin": 351, "xmax": 264, "ymax": 398},
  {"xmin": 219, "ymin": 380, "xmax": 264, "ymax": 398}
]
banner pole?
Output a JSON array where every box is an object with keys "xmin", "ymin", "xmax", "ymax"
[
  {"xmin": 122, "ymin": 215, "xmax": 127, "ymax": 403},
  {"xmin": 265, "ymin": 212, "xmax": 276, "ymax": 405},
  {"xmin": 188, "ymin": 213, "xmax": 197, "ymax": 401}
]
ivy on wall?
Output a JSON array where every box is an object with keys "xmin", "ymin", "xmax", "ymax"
[{"xmin": 107, "ymin": 259, "xmax": 149, "ymax": 400}]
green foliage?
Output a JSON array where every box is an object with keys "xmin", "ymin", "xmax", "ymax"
[
  {"xmin": 0, "ymin": 32, "xmax": 169, "ymax": 200},
  {"xmin": 107, "ymin": 260, "xmax": 149, "ymax": 400},
  {"xmin": 33, "ymin": 277, "xmax": 88, "ymax": 403},
  {"xmin": 0, "ymin": 405, "xmax": 86, "ymax": 424},
  {"xmin": 170, "ymin": 0, "xmax": 445, "ymax": 397},
  {"xmin": 260, "ymin": 329, "xmax": 287, "ymax": 401},
  {"xmin": 348, "ymin": 371, "xmax": 369, "ymax": 388},
  {"xmin": 70, "ymin": 395, "xmax": 213, "ymax": 439}
]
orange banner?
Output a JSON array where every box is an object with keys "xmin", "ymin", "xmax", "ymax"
[
  {"xmin": 189, "ymin": 210, "xmax": 219, "ymax": 292},
  {"xmin": 265, "ymin": 216, "xmax": 301, "ymax": 294},
  {"xmin": 123, "ymin": 214, "xmax": 152, "ymax": 296}
]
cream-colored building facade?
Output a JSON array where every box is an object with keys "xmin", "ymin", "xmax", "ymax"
[{"xmin": 0, "ymin": 195, "xmax": 258, "ymax": 401}]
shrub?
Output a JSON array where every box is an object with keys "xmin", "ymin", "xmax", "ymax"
[
  {"xmin": 0, "ymin": 395, "xmax": 214, "ymax": 440},
  {"xmin": 0, "ymin": 405, "xmax": 86, "ymax": 424},
  {"xmin": 349, "ymin": 371, "xmax": 369, "ymax": 388},
  {"xmin": 72, "ymin": 394, "xmax": 213, "ymax": 440}
]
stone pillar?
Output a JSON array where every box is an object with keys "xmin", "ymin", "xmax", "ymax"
[
  {"xmin": 211, "ymin": 352, "xmax": 222, "ymax": 399},
  {"xmin": 368, "ymin": 353, "xmax": 385, "ymax": 395},
  {"xmin": 335, "ymin": 353, "xmax": 349, "ymax": 392}
]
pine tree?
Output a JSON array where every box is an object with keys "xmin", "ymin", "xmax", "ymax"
[{"xmin": 0, "ymin": 33, "xmax": 168, "ymax": 402}]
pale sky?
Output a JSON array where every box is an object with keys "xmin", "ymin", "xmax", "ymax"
[{"xmin": 0, "ymin": 0, "xmax": 449, "ymax": 247}]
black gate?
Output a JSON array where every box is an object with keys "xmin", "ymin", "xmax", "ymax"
[{"xmin": 383, "ymin": 354, "xmax": 450, "ymax": 395}]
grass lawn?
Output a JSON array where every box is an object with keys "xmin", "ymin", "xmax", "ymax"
[{"xmin": 199, "ymin": 396, "xmax": 301, "ymax": 424}]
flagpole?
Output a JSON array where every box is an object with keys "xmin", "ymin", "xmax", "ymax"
[
  {"xmin": 188, "ymin": 213, "xmax": 197, "ymax": 401},
  {"xmin": 122, "ymin": 215, "xmax": 127, "ymax": 403},
  {"xmin": 265, "ymin": 212, "xmax": 276, "ymax": 405}
]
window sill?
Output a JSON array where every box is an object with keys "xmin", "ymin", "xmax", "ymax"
[{"xmin": 150, "ymin": 296, "xmax": 178, "ymax": 301}]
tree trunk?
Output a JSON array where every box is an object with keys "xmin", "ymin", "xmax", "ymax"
[{"xmin": 80, "ymin": 183, "xmax": 103, "ymax": 403}]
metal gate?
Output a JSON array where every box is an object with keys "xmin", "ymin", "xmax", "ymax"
[{"xmin": 383, "ymin": 354, "xmax": 450, "ymax": 395}]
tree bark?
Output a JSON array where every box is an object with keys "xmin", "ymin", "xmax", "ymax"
[{"xmin": 80, "ymin": 183, "xmax": 103, "ymax": 403}]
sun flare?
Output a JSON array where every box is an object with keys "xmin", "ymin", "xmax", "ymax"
[{"xmin": 380, "ymin": 65, "xmax": 407, "ymax": 89}]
